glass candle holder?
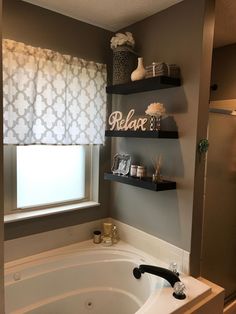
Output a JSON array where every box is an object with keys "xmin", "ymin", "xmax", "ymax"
[
  {"xmin": 156, "ymin": 115, "xmax": 161, "ymax": 131},
  {"xmin": 149, "ymin": 116, "xmax": 156, "ymax": 131}
]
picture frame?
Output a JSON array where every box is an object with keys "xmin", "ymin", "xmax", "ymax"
[{"xmin": 111, "ymin": 153, "xmax": 131, "ymax": 176}]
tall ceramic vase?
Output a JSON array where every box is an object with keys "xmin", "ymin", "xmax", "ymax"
[{"xmin": 131, "ymin": 57, "xmax": 146, "ymax": 81}]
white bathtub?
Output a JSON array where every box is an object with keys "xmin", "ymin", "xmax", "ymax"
[{"xmin": 5, "ymin": 241, "xmax": 211, "ymax": 314}]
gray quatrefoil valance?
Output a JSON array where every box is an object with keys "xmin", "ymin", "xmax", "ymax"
[{"xmin": 2, "ymin": 39, "xmax": 107, "ymax": 145}]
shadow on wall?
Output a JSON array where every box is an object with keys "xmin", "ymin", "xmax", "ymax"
[
  {"xmin": 108, "ymin": 83, "xmax": 188, "ymax": 249},
  {"xmin": 115, "ymin": 137, "xmax": 184, "ymax": 179},
  {"xmin": 111, "ymin": 185, "xmax": 183, "ymax": 248},
  {"xmin": 112, "ymin": 86, "xmax": 188, "ymax": 114}
]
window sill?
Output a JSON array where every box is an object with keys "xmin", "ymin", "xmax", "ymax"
[{"xmin": 4, "ymin": 201, "xmax": 100, "ymax": 224}]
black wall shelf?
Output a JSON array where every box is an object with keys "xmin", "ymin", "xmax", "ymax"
[
  {"xmin": 104, "ymin": 172, "xmax": 176, "ymax": 192},
  {"xmin": 106, "ymin": 76, "xmax": 181, "ymax": 95},
  {"xmin": 105, "ymin": 130, "xmax": 178, "ymax": 139}
]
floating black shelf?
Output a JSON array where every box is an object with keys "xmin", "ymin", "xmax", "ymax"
[
  {"xmin": 105, "ymin": 130, "xmax": 178, "ymax": 139},
  {"xmin": 106, "ymin": 76, "xmax": 181, "ymax": 95},
  {"xmin": 104, "ymin": 172, "xmax": 176, "ymax": 192}
]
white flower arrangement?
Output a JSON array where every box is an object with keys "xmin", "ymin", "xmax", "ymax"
[
  {"xmin": 145, "ymin": 102, "xmax": 166, "ymax": 117},
  {"xmin": 110, "ymin": 32, "xmax": 135, "ymax": 50}
]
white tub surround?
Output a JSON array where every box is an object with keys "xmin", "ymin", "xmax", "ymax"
[
  {"xmin": 5, "ymin": 218, "xmax": 190, "ymax": 275},
  {"xmin": 111, "ymin": 219, "xmax": 190, "ymax": 274},
  {"xmin": 5, "ymin": 242, "xmax": 211, "ymax": 314},
  {"xmin": 4, "ymin": 218, "xmax": 107, "ymax": 262},
  {"xmin": 183, "ymin": 278, "xmax": 224, "ymax": 314}
]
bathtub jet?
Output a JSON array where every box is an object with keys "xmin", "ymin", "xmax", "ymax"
[{"xmin": 133, "ymin": 264, "xmax": 186, "ymax": 300}]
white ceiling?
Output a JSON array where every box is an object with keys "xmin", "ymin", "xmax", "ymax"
[
  {"xmin": 23, "ymin": 0, "xmax": 236, "ymax": 48},
  {"xmin": 22, "ymin": 0, "xmax": 183, "ymax": 32}
]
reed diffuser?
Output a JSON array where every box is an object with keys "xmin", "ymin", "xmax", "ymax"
[{"xmin": 152, "ymin": 155, "xmax": 162, "ymax": 182}]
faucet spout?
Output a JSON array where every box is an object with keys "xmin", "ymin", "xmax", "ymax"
[
  {"xmin": 133, "ymin": 264, "xmax": 180, "ymax": 287},
  {"xmin": 133, "ymin": 264, "xmax": 186, "ymax": 300}
]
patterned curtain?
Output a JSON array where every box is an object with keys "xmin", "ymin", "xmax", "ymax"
[{"xmin": 2, "ymin": 39, "xmax": 107, "ymax": 145}]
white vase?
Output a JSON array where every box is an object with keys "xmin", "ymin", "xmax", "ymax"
[{"xmin": 131, "ymin": 57, "xmax": 146, "ymax": 81}]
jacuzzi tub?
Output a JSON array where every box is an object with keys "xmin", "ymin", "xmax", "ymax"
[{"xmin": 5, "ymin": 241, "xmax": 211, "ymax": 314}]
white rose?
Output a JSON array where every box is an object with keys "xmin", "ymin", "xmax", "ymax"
[
  {"xmin": 110, "ymin": 32, "xmax": 135, "ymax": 50},
  {"xmin": 145, "ymin": 103, "xmax": 166, "ymax": 116}
]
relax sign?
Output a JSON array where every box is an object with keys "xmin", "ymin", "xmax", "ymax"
[{"xmin": 108, "ymin": 109, "xmax": 148, "ymax": 131}]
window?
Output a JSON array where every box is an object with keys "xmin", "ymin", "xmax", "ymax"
[
  {"xmin": 17, "ymin": 146, "xmax": 86, "ymax": 208},
  {"xmin": 4, "ymin": 145, "xmax": 99, "ymax": 215}
]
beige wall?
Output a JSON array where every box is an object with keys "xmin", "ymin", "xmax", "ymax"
[
  {"xmin": 109, "ymin": 0, "xmax": 215, "ymax": 253},
  {"xmin": 190, "ymin": 0, "xmax": 215, "ymax": 276},
  {"xmin": 201, "ymin": 43, "xmax": 236, "ymax": 301},
  {"xmin": 211, "ymin": 43, "xmax": 236, "ymax": 101},
  {"xmin": 3, "ymin": 0, "xmax": 113, "ymax": 240}
]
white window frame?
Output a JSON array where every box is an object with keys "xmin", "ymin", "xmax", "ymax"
[{"xmin": 4, "ymin": 145, "xmax": 100, "ymax": 221}]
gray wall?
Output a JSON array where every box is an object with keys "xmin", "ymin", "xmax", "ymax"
[
  {"xmin": 2, "ymin": 0, "xmax": 215, "ymax": 261},
  {"xmin": 110, "ymin": 0, "xmax": 214, "ymax": 252},
  {"xmin": 211, "ymin": 43, "xmax": 236, "ymax": 100},
  {"xmin": 3, "ymin": 0, "xmax": 113, "ymax": 240},
  {"xmin": 3, "ymin": 0, "xmax": 112, "ymax": 63},
  {"xmin": 0, "ymin": 0, "xmax": 216, "ymax": 308}
]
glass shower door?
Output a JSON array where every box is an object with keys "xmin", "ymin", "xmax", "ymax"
[{"xmin": 201, "ymin": 108, "xmax": 236, "ymax": 302}]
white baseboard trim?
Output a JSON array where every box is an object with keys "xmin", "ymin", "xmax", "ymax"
[{"xmin": 5, "ymin": 217, "xmax": 190, "ymax": 274}]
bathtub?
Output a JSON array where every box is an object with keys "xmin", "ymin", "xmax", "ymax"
[{"xmin": 5, "ymin": 241, "xmax": 211, "ymax": 314}]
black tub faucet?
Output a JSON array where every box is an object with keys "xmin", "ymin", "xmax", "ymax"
[{"xmin": 133, "ymin": 264, "xmax": 186, "ymax": 299}]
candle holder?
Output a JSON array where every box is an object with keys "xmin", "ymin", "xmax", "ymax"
[
  {"xmin": 156, "ymin": 115, "xmax": 161, "ymax": 131},
  {"xmin": 145, "ymin": 102, "xmax": 166, "ymax": 131},
  {"xmin": 150, "ymin": 116, "xmax": 156, "ymax": 131}
]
